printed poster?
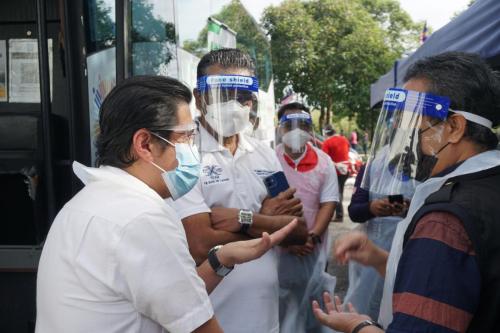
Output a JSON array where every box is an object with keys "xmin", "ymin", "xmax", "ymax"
[
  {"xmin": 86, "ymin": 47, "xmax": 116, "ymax": 166},
  {"xmin": 9, "ymin": 39, "xmax": 53, "ymax": 103}
]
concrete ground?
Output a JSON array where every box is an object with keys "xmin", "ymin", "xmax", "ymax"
[{"xmin": 326, "ymin": 177, "xmax": 360, "ymax": 299}]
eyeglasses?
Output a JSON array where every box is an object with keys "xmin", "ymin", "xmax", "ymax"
[
  {"xmin": 153, "ymin": 130, "xmax": 196, "ymax": 146},
  {"xmin": 152, "ymin": 122, "xmax": 198, "ymax": 145},
  {"xmin": 151, "ymin": 131, "xmax": 200, "ymax": 162}
]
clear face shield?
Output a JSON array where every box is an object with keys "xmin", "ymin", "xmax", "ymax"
[
  {"xmin": 361, "ymin": 88, "xmax": 452, "ymax": 196},
  {"xmin": 197, "ymin": 74, "xmax": 259, "ymax": 141},
  {"xmin": 278, "ymin": 111, "xmax": 315, "ymax": 154},
  {"xmin": 245, "ymin": 108, "xmax": 261, "ymax": 136}
]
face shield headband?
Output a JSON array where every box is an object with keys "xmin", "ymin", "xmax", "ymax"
[
  {"xmin": 197, "ymin": 74, "xmax": 259, "ymax": 93},
  {"xmin": 279, "ymin": 112, "xmax": 312, "ymax": 127}
]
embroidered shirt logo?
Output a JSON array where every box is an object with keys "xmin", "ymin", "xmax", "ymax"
[
  {"xmin": 202, "ymin": 165, "xmax": 229, "ymax": 186},
  {"xmin": 203, "ymin": 165, "xmax": 223, "ymax": 177}
]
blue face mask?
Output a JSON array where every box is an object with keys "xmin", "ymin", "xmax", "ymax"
[{"xmin": 150, "ymin": 134, "xmax": 201, "ymax": 200}]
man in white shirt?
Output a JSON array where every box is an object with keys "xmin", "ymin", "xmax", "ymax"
[
  {"xmin": 172, "ymin": 49, "xmax": 308, "ymax": 333},
  {"xmin": 274, "ymin": 103, "xmax": 339, "ymax": 332},
  {"xmin": 35, "ymin": 76, "xmax": 297, "ymax": 333}
]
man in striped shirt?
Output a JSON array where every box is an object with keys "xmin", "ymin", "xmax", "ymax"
[{"xmin": 311, "ymin": 52, "xmax": 500, "ymax": 333}]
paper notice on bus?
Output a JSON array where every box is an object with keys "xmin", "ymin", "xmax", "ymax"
[{"xmin": 9, "ymin": 39, "xmax": 53, "ymax": 103}]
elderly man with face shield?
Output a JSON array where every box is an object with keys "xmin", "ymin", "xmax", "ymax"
[
  {"xmin": 35, "ymin": 76, "xmax": 298, "ymax": 333},
  {"xmin": 170, "ymin": 49, "xmax": 308, "ymax": 333},
  {"xmin": 312, "ymin": 52, "xmax": 500, "ymax": 333},
  {"xmin": 274, "ymin": 102, "xmax": 339, "ymax": 332}
]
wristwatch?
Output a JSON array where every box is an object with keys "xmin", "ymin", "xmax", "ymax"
[
  {"xmin": 238, "ymin": 209, "xmax": 253, "ymax": 233},
  {"xmin": 351, "ymin": 319, "xmax": 383, "ymax": 333},
  {"xmin": 309, "ymin": 232, "xmax": 322, "ymax": 245},
  {"xmin": 208, "ymin": 245, "xmax": 234, "ymax": 277}
]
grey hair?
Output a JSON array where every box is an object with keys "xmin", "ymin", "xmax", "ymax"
[{"xmin": 404, "ymin": 52, "xmax": 500, "ymax": 150}]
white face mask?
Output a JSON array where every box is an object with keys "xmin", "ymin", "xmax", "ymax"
[
  {"xmin": 204, "ymin": 100, "xmax": 251, "ymax": 137},
  {"xmin": 282, "ymin": 128, "xmax": 312, "ymax": 151}
]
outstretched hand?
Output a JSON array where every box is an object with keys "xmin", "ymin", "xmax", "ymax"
[
  {"xmin": 217, "ymin": 219, "xmax": 298, "ymax": 267},
  {"xmin": 312, "ymin": 292, "xmax": 372, "ymax": 333}
]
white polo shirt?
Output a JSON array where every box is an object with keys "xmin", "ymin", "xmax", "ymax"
[
  {"xmin": 172, "ymin": 124, "xmax": 283, "ymax": 333},
  {"xmin": 36, "ymin": 163, "xmax": 213, "ymax": 333}
]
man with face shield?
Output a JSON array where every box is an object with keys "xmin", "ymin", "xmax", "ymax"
[
  {"xmin": 274, "ymin": 103, "xmax": 339, "ymax": 332},
  {"xmin": 35, "ymin": 76, "xmax": 298, "ymax": 333},
  {"xmin": 170, "ymin": 49, "xmax": 308, "ymax": 333},
  {"xmin": 312, "ymin": 52, "xmax": 500, "ymax": 333}
]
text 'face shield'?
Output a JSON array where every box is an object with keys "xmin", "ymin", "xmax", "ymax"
[
  {"xmin": 361, "ymin": 88, "xmax": 450, "ymax": 196},
  {"xmin": 278, "ymin": 111, "xmax": 314, "ymax": 153},
  {"xmin": 197, "ymin": 75, "xmax": 259, "ymax": 140}
]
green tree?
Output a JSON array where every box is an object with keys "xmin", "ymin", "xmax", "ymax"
[
  {"xmin": 182, "ymin": 0, "xmax": 273, "ymax": 90},
  {"xmin": 263, "ymin": 0, "xmax": 420, "ymax": 132},
  {"xmin": 89, "ymin": 0, "xmax": 115, "ymax": 50},
  {"xmin": 359, "ymin": 0, "xmax": 421, "ymax": 56}
]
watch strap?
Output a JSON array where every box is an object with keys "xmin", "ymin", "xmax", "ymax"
[
  {"xmin": 351, "ymin": 320, "xmax": 383, "ymax": 333},
  {"xmin": 208, "ymin": 245, "xmax": 233, "ymax": 277},
  {"xmin": 238, "ymin": 210, "xmax": 253, "ymax": 233},
  {"xmin": 240, "ymin": 223, "xmax": 250, "ymax": 233}
]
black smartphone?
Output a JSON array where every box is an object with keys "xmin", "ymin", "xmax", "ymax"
[
  {"xmin": 263, "ymin": 171, "xmax": 290, "ymax": 198},
  {"xmin": 388, "ymin": 194, "xmax": 404, "ymax": 204}
]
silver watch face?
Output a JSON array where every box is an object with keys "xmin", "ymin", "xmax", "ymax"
[{"xmin": 239, "ymin": 210, "xmax": 253, "ymax": 225}]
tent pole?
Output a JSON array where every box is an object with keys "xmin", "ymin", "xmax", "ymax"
[{"xmin": 393, "ymin": 60, "xmax": 398, "ymax": 87}]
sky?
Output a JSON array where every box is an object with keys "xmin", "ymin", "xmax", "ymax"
[
  {"xmin": 398, "ymin": 0, "xmax": 471, "ymax": 30},
  {"xmin": 244, "ymin": 0, "xmax": 472, "ymax": 31}
]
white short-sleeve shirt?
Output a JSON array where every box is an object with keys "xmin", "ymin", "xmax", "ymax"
[
  {"xmin": 319, "ymin": 151, "xmax": 340, "ymax": 203},
  {"xmin": 172, "ymin": 125, "xmax": 283, "ymax": 333},
  {"xmin": 36, "ymin": 163, "xmax": 213, "ymax": 333}
]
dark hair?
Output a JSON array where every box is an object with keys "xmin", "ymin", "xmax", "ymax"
[
  {"xmin": 96, "ymin": 76, "xmax": 192, "ymax": 168},
  {"xmin": 323, "ymin": 124, "xmax": 336, "ymax": 136},
  {"xmin": 404, "ymin": 52, "xmax": 500, "ymax": 150},
  {"xmin": 197, "ymin": 48, "xmax": 256, "ymax": 78},
  {"xmin": 277, "ymin": 102, "xmax": 310, "ymax": 121}
]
